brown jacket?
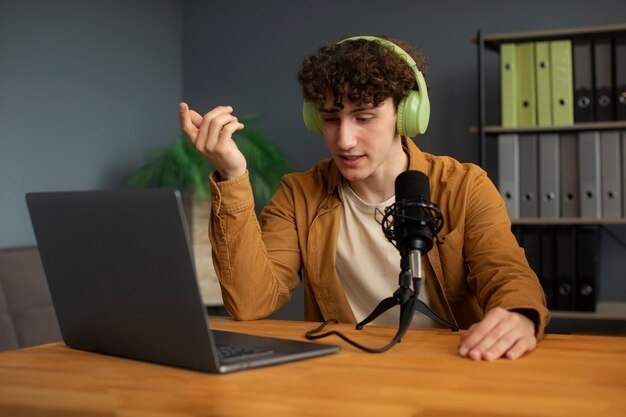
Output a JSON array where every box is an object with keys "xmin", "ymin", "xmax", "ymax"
[{"xmin": 209, "ymin": 139, "xmax": 550, "ymax": 338}]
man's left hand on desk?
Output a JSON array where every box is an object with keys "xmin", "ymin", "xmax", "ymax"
[{"xmin": 457, "ymin": 307, "xmax": 537, "ymax": 361}]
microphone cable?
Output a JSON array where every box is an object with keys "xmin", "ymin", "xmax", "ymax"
[{"xmin": 305, "ymin": 278, "xmax": 421, "ymax": 353}]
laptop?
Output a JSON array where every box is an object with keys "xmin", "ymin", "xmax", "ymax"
[{"xmin": 26, "ymin": 188, "xmax": 339, "ymax": 373}]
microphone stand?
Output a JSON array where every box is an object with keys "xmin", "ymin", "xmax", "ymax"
[
  {"xmin": 356, "ymin": 250, "xmax": 459, "ymax": 333},
  {"xmin": 307, "ymin": 171, "xmax": 457, "ymax": 351}
]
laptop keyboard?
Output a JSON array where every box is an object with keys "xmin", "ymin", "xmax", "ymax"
[{"xmin": 215, "ymin": 343, "xmax": 274, "ymax": 363}]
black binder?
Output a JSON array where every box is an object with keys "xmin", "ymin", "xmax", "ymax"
[
  {"xmin": 576, "ymin": 226, "xmax": 599, "ymax": 312},
  {"xmin": 573, "ymin": 39, "xmax": 595, "ymax": 123},
  {"xmin": 615, "ymin": 36, "xmax": 626, "ymax": 121},
  {"xmin": 521, "ymin": 226, "xmax": 542, "ymax": 295},
  {"xmin": 539, "ymin": 227, "xmax": 557, "ymax": 310},
  {"xmin": 554, "ymin": 226, "xmax": 577, "ymax": 311},
  {"xmin": 485, "ymin": 134, "xmax": 499, "ymax": 186},
  {"xmin": 511, "ymin": 225, "xmax": 523, "ymax": 247},
  {"xmin": 593, "ymin": 37, "xmax": 615, "ymax": 121}
]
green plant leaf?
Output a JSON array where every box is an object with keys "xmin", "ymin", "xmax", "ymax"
[{"xmin": 125, "ymin": 117, "xmax": 291, "ymax": 207}]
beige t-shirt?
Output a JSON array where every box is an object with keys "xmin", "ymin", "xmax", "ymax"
[{"xmin": 336, "ymin": 182, "xmax": 438, "ymax": 328}]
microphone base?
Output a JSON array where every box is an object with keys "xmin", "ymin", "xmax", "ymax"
[
  {"xmin": 356, "ymin": 270, "xmax": 459, "ymax": 333},
  {"xmin": 356, "ymin": 294, "xmax": 459, "ymax": 332},
  {"xmin": 414, "ymin": 299, "xmax": 459, "ymax": 332}
]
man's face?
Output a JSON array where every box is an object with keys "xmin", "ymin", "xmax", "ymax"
[{"xmin": 319, "ymin": 96, "xmax": 404, "ymax": 186}]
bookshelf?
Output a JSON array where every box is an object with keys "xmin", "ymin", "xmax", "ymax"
[
  {"xmin": 473, "ymin": 23, "xmax": 626, "ymax": 48},
  {"xmin": 469, "ymin": 120, "xmax": 626, "ymax": 134},
  {"xmin": 472, "ymin": 24, "xmax": 626, "ymax": 329},
  {"xmin": 472, "ymin": 23, "xmax": 626, "ymax": 170}
]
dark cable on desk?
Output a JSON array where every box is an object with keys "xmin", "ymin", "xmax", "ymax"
[{"xmin": 304, "ymin": 278, "xmax": 419, "ymax": 353}]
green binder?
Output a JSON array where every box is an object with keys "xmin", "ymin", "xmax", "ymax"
[
  {"xmin": 535, "ymin": 42, "xmax": 553, "ymax": 126},
  {"xmin": 550, "ymin": 40, "xmax": 574, "ymax": 126},
  {"xmin": 516, "ymin": 42, "xmax": 537, "ymax": 127},
  {"xmin": 500, "ymin": 43, "xmax": 518, "ymax": 127}
]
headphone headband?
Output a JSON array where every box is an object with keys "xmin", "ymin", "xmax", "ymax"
[
  {"xmin": 337, "ymin": 36, "xmax": 419, "ymax": 71},
  {"xmin": 302, "ymin": 35, "xmax": 430, "ymax": 136}
]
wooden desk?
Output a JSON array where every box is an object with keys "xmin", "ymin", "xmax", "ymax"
[{"xmin": 0, "ymin": 318, "xmax": 624, "ymax": 417}]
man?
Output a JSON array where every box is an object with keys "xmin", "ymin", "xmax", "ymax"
[{"xmin": 178, "ymin": 35, "xmax": 549, "ymax": 361}]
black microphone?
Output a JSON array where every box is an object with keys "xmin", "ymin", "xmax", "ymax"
[
  {"xmin": 394, "ymin": 170, "xmax": 437, "ymax": 256},
  {"xmin": 378, "ymin": 170, "xmax": 443, "ymax": 282}
]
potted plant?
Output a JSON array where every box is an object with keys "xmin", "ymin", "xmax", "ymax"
[{"xmin": 125, "ymin": 115, "xmax": 291, "ymax": 306}]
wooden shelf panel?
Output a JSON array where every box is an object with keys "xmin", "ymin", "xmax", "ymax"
[
  {"xmin": 469, "ymin": 120, "xmax": 626, "ymax": 134},
  {"xmin": 511, "ymin": 218, "xmax": 626, "ymax": 225},
  {"xmin": 471, "ymin": 23, "xmax": 626, "ymax": 49},
  {"xmin": 551, "ymin": 301, "xmax": 626, "ymax": 320}
]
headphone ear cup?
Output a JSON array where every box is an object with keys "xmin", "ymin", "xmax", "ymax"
[
  {"xmin": 302, "ymin": 100, "xmax": 323, "ymax": 134},
  {"xmin": 396, "ymin": 91, "xmax": 420, "ymax": 137},
  {"xmin": 396, "ymin": 88, "xmax": 430, "ymax": 137}
]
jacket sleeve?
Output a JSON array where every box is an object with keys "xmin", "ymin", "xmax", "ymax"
[
  {"xmin": 208, "ymin": 171, "xmax": 301, "ymax": 320},
  {"xmin": 462, "ymin": 167, "xmax": 550, "ymax": 339}
]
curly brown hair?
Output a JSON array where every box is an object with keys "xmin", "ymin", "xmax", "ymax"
[{"xmin": 297, "ymin": 35, "xmax": 427, "ymax": 111}]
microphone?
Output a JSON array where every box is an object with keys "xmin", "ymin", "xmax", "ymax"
[
  {"xmin": 394, "ymin": 170, "xmax": 437, "ymax": 256},
  {"xmin": 306, "ymin": 170, "xmax": 458, "ymax": 346},
  {"xmin": 378, "ymin": 170, "xmax": 443, "ymax": 281}
]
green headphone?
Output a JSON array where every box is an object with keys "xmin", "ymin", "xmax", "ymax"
[{"xmin": 302, "ymin": 35, "xmax": 430, "ymax": 137}]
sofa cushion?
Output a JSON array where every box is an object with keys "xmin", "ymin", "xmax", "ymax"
[
  {"xmin": 0, "ymin": 246, "xmax": 61, "ymax": 350},
  {"xmin": 0, "ymin": 286, "xmax": 20, "ymax": 350}
]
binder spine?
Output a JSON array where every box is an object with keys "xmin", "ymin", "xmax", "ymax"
[
  {"xmin": 498, "ymin": 134, "xmax": 520, "ymax": 219},
  {"xmin": 578, "ymin": 131, "xmax": 602, "ymax": 218},
  {"xmin": 593, "ymin": 38, "xmax": 615, "ymax": 122},
  {"xmin": 600, "ymin": 131, "xmax": 622, "ymax": 218},
  {"xmin": 521, "ymin": 226, "xmax": 541, "ymax": 290},
  {"xmin": 500, "ymin": 43, "xmax": 518, "ymax": 128},
  {"xmin": 550, "ymin": 40, "xmax": 574, "ymax": 126},
  {"xmin": 535, "ymin": 42, "xmax": 552, "ymax": 127},
  {"xmin": 519, "ymin": 134, "xmax": 539, "ymax": 218},
  {"xmin": 539, "ymin": 134, "xmax": 560, "ymax": 218},
  {"xmin": 615, "ymin": 37, "xmax": 626, "ymax": 121},
  {"xmin": 555, "ymin": 226, "xmax": 576, "ymax": 311},
  {"xmin": 573, "ymin": 39, "xmax": 595, "ymax": 123},
  {"xmin": 559, "ymin": 133, "xmax": 580, "ymax": 218},
  {"xmin": 540, "ymin": 226, "xmax": 558, "ymax": 310},
  {"xmin": 576, "ymin": 226, "xmax": 599, "ymax": 312},
  {"xmin": 622, "ymin": 132, "xmax": 626, "ymax": 216},
  {"xmin": 517, "ymin": 43, "xmax": 537, "ymax": 127}
]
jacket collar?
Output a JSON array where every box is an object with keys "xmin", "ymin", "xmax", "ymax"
[{"xmin": 405, "ymin": 137, "xmax": 429, "ymax": 173}]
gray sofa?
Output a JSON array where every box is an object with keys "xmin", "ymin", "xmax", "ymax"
[{"xmin": 0, "ymin": 246, "xmax": 61, "ymax": 351}]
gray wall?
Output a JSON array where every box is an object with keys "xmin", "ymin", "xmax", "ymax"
[
  {"xmin": 182, "ymin": 0, "xmax": 626, "ymax": 166},
  {"xmin": 0, "ymin": 0, "xmax": 183, "ymax": 247}
]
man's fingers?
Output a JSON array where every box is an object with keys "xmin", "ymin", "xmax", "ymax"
[
  {"xmin": 458, "ymin": 308, "xmax": 505, "ymax": 355},
  {"xmin": 461, "ymin": 320, "xmax": 510, "ymax": 359},
  {"xmin": 178, "ymin": 104, "xmax": 247, "ymax": 179},
  {"xmin": 505, "ymin": 337, "xmax": 536, "ymax": 360},
  {"xmin": 474, "ymin": 327, "xmax": 516, "ymax": 361},
  {"xmin": 190, "ymin": 106, "xmax": 233, "ymax": 152},
  {"xmin": 178, "ymin": 102, "xmax": 199, "ymax": 142},
  {"xmin": 458, "ymin": 308, "xmax": 537, "ymax": 361},
  {"xmin": 189, "ymin": 109, "xmax": 203, "ymax": 127},
  {"xmin": 217, "ymin": 121, "xmax": 245, "ymax": 149},
  {"xmin": 201, "ymin": 111, "xmax": 239, "ymax": 151}
]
